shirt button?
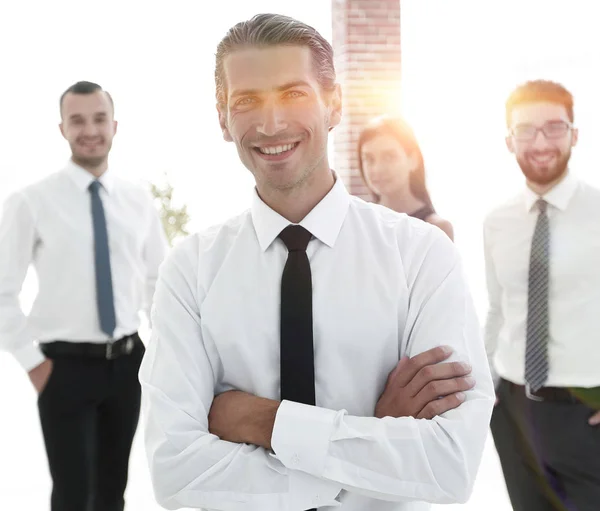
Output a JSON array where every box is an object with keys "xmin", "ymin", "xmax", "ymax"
[{"xmin": 291, "ymin": 453, "xmax": 300, "ymax": 465}]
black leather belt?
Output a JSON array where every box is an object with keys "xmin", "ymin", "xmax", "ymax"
[
  {"xmin": 509, "ymin": 382, "xmax": 580, "ymax": 403},
  {"xmin": 40, "ymin": 333, "xmax": 140, "ymax": 360}
]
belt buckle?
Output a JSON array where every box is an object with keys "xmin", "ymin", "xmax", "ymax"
[
  {"xmin": 525, "ymin": 383, "xmax": 544, "ymax": 402},
  {"xmin": 124, "ymin": 336, "xmax": 134, "ymax": 354},
  {"xmin": 105, "ymin": 341, "xmax": 117, "ymax": 360}
]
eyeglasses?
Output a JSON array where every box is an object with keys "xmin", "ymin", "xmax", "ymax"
[{"xmin": 510, "ymin": 120, "xmax": 572, "ymax": 142}]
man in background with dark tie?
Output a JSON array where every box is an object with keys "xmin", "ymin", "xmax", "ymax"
[
  {"xmin": 0, "ymin": 81, "xmax": 168, "ymax": 511},
  {"xmin": 140, "ymin": 13, "xmax": 494, "ymax": 511},
  {"xmin": 484, "ymin": 80, "xmax": 600, "ymax": 511}
]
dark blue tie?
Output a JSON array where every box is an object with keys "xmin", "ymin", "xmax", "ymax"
[{"xmin": 89, "ymin": 180, "xmax": 116, "ymax": 337}]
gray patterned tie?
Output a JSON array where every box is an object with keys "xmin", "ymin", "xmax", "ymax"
[
  {"xmin": 89, "ymin": 180, "xmax": 116, "ymax": 337},
  {"xmin": 525, "ymin": 199, "xmax": 550, "ymax": 392}
]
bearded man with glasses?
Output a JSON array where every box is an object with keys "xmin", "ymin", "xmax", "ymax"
[{"xmin": 483, "ymin": 79, "xmax": 600, "ymax": 511}]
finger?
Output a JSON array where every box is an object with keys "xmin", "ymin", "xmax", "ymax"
[
  {"xmin": 407, "ymin": 361, "xmax": 472, "ymax": 397},
  {"xmin": 417, "ymin": 392, "xmax": 466, "ymax": 419},
  {"xmin": 588, "ymin": 410, "xmax": 600, "ymax": 426},
  {"xmin": 412, "ymin": 376, "xmax": 475, "ymax": 410},
  {"xmin": 393, "ymin": 346, "xmax": 454, "ymax": 388},
  {"xmin": 385, "ymin": 356, "xmax": 410, "ymax": 388}
]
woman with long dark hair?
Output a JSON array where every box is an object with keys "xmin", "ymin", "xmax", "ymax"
[{"xmin": 358, "ymin": 115, "xmax": 454, "ymax": 240}]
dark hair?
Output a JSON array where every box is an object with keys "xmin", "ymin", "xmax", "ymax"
[
  {"xmin": 357, "ymin": 115, "xmax": 434, "ymax": 208},
  {"xmin": 214, "ymin": 13, "xmax": 336, "ymax": 106},
  {"xmin": 59, "ymin": 81, "xmax": 114, "ymax": 117},
  {"xmin": 505, "ymin": 80, "xmax": 574, "ymax": 126}
]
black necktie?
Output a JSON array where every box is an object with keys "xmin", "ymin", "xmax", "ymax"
[{"xmin": 279, "ymin": 225, "xmax": 315, "ymax": 406}]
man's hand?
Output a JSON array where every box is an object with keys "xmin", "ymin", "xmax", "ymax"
[
  {"xmin": 28, "ymin": 359, "xmax": 53, "ymax": 394},
  {"xmin": 588, "ymin": 410, "xmax": 600, "ymax": 426},
  {"xmin": 375, "ymin": 346, "xmax": 475, "ymax": 419},
  {"xmin": 208, "ymin": 390, "xmax": 279, "ymax": 450}
]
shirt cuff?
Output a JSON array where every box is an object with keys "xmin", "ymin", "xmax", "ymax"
[
  {"xmin": 283, "ymin": 464, "xmax": 342, "ymax": 509},
  {"xmin": 271, "ymin": 400, "xmax": 339, "ymax": 478},
  {"xmin": 12, "ymin": 342, "xmax": 45, "ymax": 372}
]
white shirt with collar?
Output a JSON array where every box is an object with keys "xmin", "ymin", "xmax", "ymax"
[
  {"xmin": 140, "ymin": 175, "xmax": 494, "ymax": 511},
  {"xmin": 484, "ymin": 171, "xmax": 600, "ymax": 388},
  {"xmin": 0, "ymin": 161, "xmax": 168, "ymax": 371}
]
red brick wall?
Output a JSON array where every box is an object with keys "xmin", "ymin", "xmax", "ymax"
[{"xmin": 331, "ymin": 0, "xmax": 402, "ymax": 199}]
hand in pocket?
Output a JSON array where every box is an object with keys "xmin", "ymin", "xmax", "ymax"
[{"xmin": 29, "ymin": 359, "xmax": 54, "ymax": 394}]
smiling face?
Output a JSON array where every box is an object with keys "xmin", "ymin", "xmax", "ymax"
[
  {"xmin": 217, "ymin": 45, "xmax": 341, "ymax": 195},
  {"xmin": 506, "ymin": 101, "xmax": 578, "ymax": 188},
  {"xmin": 60, "ymin": 90, "xmax": 117, "ymax": 172}
]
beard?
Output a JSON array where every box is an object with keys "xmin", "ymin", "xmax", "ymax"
[
  {"xmin": 70, "ymin": 138, "xmax": 111, "ymax": 169},
  {"xmin": 516, "ymin": 148, "xmax": 571, "ymax": 186},
  {"xmin": 72, "ymin": 153, "xmax": 108, "ymax": 169},
  {"xmin": 241, "ymin": 131, "xmax": 327, "ymax": 192}
]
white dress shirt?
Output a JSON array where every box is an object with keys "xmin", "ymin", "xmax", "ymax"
[
  {"xmin": 0, "ymin": 161, "xmax": 168, "ymax": 371},
  {"xmin": 140, "ymin": 176, "xmax": 494, "ymax": 511},
  {"xmin": 484, "ymin": 172, "xmax": 600, "ymax": 388}
]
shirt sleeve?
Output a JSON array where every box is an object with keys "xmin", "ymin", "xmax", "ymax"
[
  {"xmin": 271, "ymin": 227, "xmax": 495, "ymax": 505},
  {"xmin": 482, "ymin": 220, "xmax": 504, "ymax": 387},
  {"xmin": 142, "ymin": 194, "xmax": 169, "ymax": 326},
  {"xmin": 0, "ymin": 191, "xmax": 45, "ymax": 371},
  {"xmin": 139, "ymin": 237, "xmax": 342, "ymax": 511}
]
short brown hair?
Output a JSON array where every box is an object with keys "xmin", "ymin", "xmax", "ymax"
[
  {"xmin": 214, "ymin": 13, "xmax": 336, "ymax": 106},
  {"xmin": 505, "ymin": 80, "xmax": 574, "ymax": 126}
]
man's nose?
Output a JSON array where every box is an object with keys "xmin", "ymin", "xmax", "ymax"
[
  {"xmin": 531, "ymin": 129, "xmax": 553, "ymax": 150},
  {"xmin": 256, "ymin": 100, "xmax": 288, "ymax": 137},
  {"xmin": 81, "ymin": 121, "xmax": 100, "ymax": 137}
]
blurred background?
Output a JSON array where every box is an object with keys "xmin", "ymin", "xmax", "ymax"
[{"xmin": 1, "ymin": 0, "xmax": 600, "ymax": 509}]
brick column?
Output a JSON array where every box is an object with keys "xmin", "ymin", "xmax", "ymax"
[{"xmin": 331, "ymin": 0, "xmax": 402, "ymax": 199}]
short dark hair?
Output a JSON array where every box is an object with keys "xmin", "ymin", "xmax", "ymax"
[
  {"xmin": 505, "ymin": 80, "xmax": 574, "ymax": 126},
  {"xmin": 59, "ymin": 81, "xmax": 114, "ymax": 117},
  {"xmin": 214, "ymin": 13, "xmax": 336, "ymax": 106}
]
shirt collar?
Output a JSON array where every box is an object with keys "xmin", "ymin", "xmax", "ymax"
[
  {"xmin": 524, "ymin": 171, "xmax": 578, "ymax": 212},
  {"xmin": 251, "ymin": 173, "xmax": 350, "ymax": 251},
  {"xmin": 65, "ymin": 160, "xmax": 115, "ymax": 194}
]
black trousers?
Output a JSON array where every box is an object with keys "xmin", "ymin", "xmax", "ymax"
[
  {"xmin": 491, "ymin": 378, "xmax": 600, "ymax": 511},
  {"xmin": 37, "ymin": 336, "xmax": 145, "ymax": 511}
]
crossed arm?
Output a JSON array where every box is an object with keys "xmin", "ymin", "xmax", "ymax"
[
  {"xmin": 139, "ymin": 235, "xmax": 495, "ymax": 510},
  {"xmin": 208, "ymin": 348, "xmax": 474, "ymax": 451}
]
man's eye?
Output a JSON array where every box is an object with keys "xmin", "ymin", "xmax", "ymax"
[{"xmin": 236, "ymin": 97, "xmax": 256, "ymax": 106}]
